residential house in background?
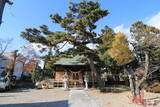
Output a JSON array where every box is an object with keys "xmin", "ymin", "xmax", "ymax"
[
  {"xmin": 14, "ymin": 54, "xmax": 37, "ymax": 80},
  {"xmin": 13, "ymin": 55, "xmax": 24, "ymax": 80},
  {"xmin": 0, "ymin": 52, "xmax": 16, "ymax": 75},
  {"xmin": 0, "ymin": 51, "xmax": 37, "ymax": 80}
]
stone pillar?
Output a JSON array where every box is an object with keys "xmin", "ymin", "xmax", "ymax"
[
  {"xmin": 84, "ymin": 72, "xmax": 89, "ymax": 90},
  {"xmin": 63, "ymin": 72, "xmax": 69, "ymax": 90}
]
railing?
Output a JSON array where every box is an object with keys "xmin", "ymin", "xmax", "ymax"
[
  {"xmin": 69, "ymin": 80, "xmax": 83, "ymax": 88},
  {"xmin": 53, "ymin": 80, "xmax": 64, "ymax": 87}
]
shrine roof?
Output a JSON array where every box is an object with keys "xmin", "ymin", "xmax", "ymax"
[{"xmin": 54, "ymin": 55, "xmax": 87, "ymax": 66}]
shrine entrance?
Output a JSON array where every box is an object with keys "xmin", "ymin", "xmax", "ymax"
[
  {"xmin": 68, "ymin": 70, "xmax": 83, "ymax": 88},
  {"xmin": 53, "ymin": 55, "xmax": 93, "ymax": 88}
]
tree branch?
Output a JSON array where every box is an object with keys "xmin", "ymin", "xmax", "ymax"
[{"xmin": 6, "ymin": 0, "xmax": 13, "ymax": 5}]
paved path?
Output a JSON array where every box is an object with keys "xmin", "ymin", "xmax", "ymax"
[{"xmin": 68, "ymin": 90, "xmax": 100, "ymax": 107}]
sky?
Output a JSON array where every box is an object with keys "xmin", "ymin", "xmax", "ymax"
[{"xmin": 1, "ymin": 0, "xmax": 160, "ymax": 52}]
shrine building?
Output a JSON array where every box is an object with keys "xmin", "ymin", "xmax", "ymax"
[{"xmin": 53, "ymin": 55, "xmax": 93, "ymax": 88}]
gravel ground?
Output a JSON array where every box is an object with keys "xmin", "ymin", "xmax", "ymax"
[
  {"xmin": 0, "ymin": 88, "xmax": 69, "ymax": 107},
  {"xmin": 87, "ymin": 89, "xmax": 160, "ymax": 107},
  {"xmin": 1, "ymin": 88, "xmax": 159, "ymax": 107},
  {"xmin": 0, "ymin": 88, "xmax": 100, "ymax": 107}
]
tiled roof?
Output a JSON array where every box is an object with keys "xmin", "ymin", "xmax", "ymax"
[{"xmin": 54, "ymin": 55, "xmax": 87, "ymax": 66}]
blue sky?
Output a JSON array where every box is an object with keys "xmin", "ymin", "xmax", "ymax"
[{"xmin": 1, "ymin": 0, "xmax": 160, "ymax": 52}]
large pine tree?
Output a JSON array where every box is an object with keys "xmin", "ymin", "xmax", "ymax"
[
  {"xmin": 129, "ymin": 21, "xmax": 160, "ymax": 100},
  {"xmin": 21, "ymin": 1, "xmax": 109, "ymax": 86}
]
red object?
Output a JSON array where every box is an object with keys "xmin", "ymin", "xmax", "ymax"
[{"xmin": 133, "ymin": 98, "xmax": 145, "ymax": 104}]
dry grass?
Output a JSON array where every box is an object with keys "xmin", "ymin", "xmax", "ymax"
[{"xmin": 87, "ymin": 88, "xmax": 160, "ymax": 107}]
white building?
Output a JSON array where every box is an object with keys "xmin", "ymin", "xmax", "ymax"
[{"xmin": 0, "ymin": 52, "xmax": 15, "ymax": 75}]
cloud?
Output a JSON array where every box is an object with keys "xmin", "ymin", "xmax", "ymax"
[
  {"xmin": 87, "ymin": 43, "xmax": 98, "ymax": 49},
  {"xmin": 113, "ymin": 12, "xmax": 160, "ymax": 42},
  {"xmin": 147, "ymin": 12, "xmax": 160, "ymax": 29},
  {"xmin": 114, "ymin": 24, "xmax": 130, "ymax": 35},
  {"xmin": 114, "ymin": 25, "xmax": 134, "ymax": 50},
  {"xmin": 114, "ymin": 12, "xmax": 160, "ymax": 35},
  {"xmin": 59, "ymin": 42, "xmax": 73, "ymax": 52},
  {"xmin": 114, "ymin": 24, "xmax": 132, "ymax": 42}
]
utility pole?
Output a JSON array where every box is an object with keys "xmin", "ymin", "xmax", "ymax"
[{"xmin": 0, "ymin": 0, "xmax": 13, "ymax": 25}]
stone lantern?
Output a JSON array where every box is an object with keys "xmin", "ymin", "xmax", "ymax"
[
  {"xmin": 63, "ymin": 72, "xmax": 69, "ymax": 90},
  {"xmin": 84, "ymin": 72, "xmax": 89, "ymax": 90}
]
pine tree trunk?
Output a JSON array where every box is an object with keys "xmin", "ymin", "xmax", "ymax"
[
  {"xmin": 128, "ymin": 52, "xmax": 149, "ymax": 103},
  {"xmin": 125, "ymin": 67, "xmax": 136, "ymax": 98},
  {"xmin": 135, "ymin": 76, "xmax": 141, "ymax": 99},
  {"xmin": 87, "ymin": 55, "xmax": 96, "ymax": 87},
  {"xmin": 128, "ymin": 75, "xmax": 136, "ymax": 98},
  {"xmin": 128, "ymin": 75, "xmax": 141, "ymax": 103},
  {"xmin": 135, "ymin": 85, "xmax": 141, "ymax": 99}
]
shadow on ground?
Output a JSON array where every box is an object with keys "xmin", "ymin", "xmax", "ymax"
[
  {"xmin": 100, "ymin": 87, "xmax": 130, "ymax": 93},
  {"xmin": 0, "ymin": 95, "xmax": 15, "ymax": 98},
  {"xmin": 145, "ymin": 97, "xmax": 160, "ymax": 105},
  {"xmin": 1, "ymin": 88, "xmax": 30, "ymax": 94},
  {"xmin": 0, "ymin": 100, "xmax": 68, "ymax": 107}
]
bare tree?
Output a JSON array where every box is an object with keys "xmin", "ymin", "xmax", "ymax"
[
  {"xmin": 0, "ymin": 38, "xmax": 12, "ymax": 58},
  {"xmin": 17, "ymin": 44, "xmax": 39, "ymax": 71}
]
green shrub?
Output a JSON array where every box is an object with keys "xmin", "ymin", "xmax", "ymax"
[{"xmin": 31, "ymin": 66, "xmax": 54, "ymax": 83}]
